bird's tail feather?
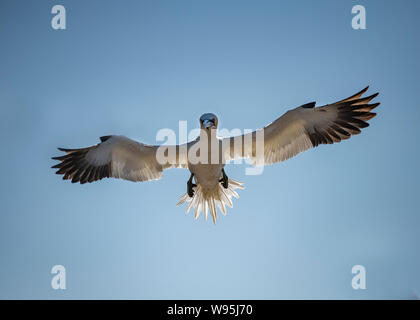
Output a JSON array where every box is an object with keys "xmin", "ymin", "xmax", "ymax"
[{"xmin": 176, "ymin": 179, "xmax": 244, "ymax": 224}]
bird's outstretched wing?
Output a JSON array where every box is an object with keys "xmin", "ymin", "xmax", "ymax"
[
  {"xmin": 222, "ymin": 86, "xmax": 380, "ymax": 165},
  {"xmin": 52, "ymin": 135, "xmax": 188, "ymax": 184}
]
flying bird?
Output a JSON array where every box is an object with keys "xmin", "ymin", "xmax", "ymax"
[{"xmin": 52, "ymin": 86, "xmax": 380, "ymax": 223}]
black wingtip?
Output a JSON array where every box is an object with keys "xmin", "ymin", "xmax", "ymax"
[
  {"xmin": 365, "ymin": 92, "xmax": 379, "ymax": 101},
  {"xmin": 100, "ymin": 135, "xmax": 112, "ymax": 143},
  {"xmin": 361, "ymin": 85, "xmax": 369, "ymax": 92},
  {"xmin": 301, "ymin": 101, "xmax": 316, "ymax": 108},
  {"xmin": 51, "ymin": 156, "xmax": 64, "ymax": 161},
  {"xmin": 371, "ymin": 102, "xmax": 381, "ymax": 109},
  {"xmin": 356, "ymin": 85, "xmax": 369, "ymax": 97}
]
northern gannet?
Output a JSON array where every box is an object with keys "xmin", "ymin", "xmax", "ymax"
[{"xmin": 52, "ymin": 86, "xmax": 379, "ymax": 223}]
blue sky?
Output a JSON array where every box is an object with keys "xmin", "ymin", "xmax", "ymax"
[{"xmin": 0, "ymin": 0, "xmax": 419, "ymax": 299}]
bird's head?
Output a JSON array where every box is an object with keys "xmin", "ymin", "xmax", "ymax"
[{"xmin": 199, "ymin": 113, "xmax": 218, "ymax": 131}]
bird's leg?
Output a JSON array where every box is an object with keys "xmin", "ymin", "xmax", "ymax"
[
  {"xmin": 219, "ymin": 168, "xmax": 229, "ymax": 189},
  {"xmin": 187, "ymin": 173, "xmax": 197, "ymax": 197}
]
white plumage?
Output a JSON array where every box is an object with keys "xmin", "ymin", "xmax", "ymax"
[{"xmin": 52, "ymin": 86, "xmax": 379, "ymax": 223}]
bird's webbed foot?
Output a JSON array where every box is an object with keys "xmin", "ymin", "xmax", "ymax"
[
  {"xmin": 219, "ymin": 168, "xmax": 229, "ymax": 189},
  {"xmin": 187, "ymin": 173, "xmax": 197, "ymax": 197}
]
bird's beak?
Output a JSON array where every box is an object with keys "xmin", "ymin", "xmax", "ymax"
[{"xmin": 203, "ymin": 119, "xmax": 214, "ymax": 129}]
